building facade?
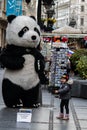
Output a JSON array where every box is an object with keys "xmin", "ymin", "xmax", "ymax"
[
  {"xmin": 54, "ymin": 0, "xmax": 87, "ymax": 33},
  {"xmin": 0, "ymin": 0, "xmax": 7, "ymax": 48},
  {"xmin": 54, "ymin": 0, "xmax": 70, "ymax": 28}
]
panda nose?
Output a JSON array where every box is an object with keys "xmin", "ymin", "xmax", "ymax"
[{"xmin": 31, "ymin": 35, "xmax": 36, "ymax": 40}]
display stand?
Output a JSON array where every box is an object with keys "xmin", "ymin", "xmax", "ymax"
[{"xmin": 50, "ymin": 42, "xmax": 68, "ymax": 94}]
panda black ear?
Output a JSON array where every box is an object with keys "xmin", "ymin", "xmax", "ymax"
[
  {"xmin": 30, "ymin": 16, "xmax": 36, "ymax": 21},
  {"xmin": 7, "ymin": 15, "xmax": 16, "ymax": 23}
]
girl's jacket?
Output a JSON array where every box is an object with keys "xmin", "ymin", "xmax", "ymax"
[{"xmin": 58, "ymin": 79, "xmax": 73, "ymax": 99}]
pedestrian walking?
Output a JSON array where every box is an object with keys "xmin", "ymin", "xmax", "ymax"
[{"xmin": 56, "ymin": 74, "xmax": 72, "ymax": 120}]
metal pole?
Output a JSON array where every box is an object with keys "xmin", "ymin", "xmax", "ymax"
[{"xmin": 37, "ymin": 0, "xmax": 41, "ymax": 27}]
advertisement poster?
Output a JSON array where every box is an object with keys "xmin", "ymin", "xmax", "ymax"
[{"xmin": 6, "ymin": 0, "xmax": 22, "ymax": 16}]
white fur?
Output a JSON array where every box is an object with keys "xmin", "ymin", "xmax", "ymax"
[
  {"xmin": 4, "ymin": 55, "xmax": 40, "ymax": 90},
  {"xmin": 6, "ymin": 16, "xmax": 41, "ymax": 48}
]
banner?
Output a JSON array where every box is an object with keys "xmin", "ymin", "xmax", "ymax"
[{"xmin": 6, "ymin": 0, "xmax": 22, "ymax": 16}]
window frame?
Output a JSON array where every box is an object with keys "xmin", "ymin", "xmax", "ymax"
[{"xmin": 80, "ymin": 17, "xmax": 84, "ymax": 26}]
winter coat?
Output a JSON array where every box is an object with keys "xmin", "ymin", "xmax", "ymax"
[{"xmin": 58, "ymin": 83, "xmax": 71, "ymax": 99}]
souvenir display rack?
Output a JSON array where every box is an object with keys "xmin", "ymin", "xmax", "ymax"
[{"xmin": 50, "ymin": 43, "xmax": 68, "ymax": 93}]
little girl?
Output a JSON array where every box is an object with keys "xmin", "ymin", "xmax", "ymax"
[{"xmin": 56, "ymin": 74, "xmax": 72, "ymax": 120}]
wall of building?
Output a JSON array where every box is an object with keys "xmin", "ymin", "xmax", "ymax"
[
  {"xmin": 0, "ymin": 0, "xmax": 7, "ymax": 48},
  {"xmin": 54, "ymin": 0, "xmax": 70, "ymax": 28},
  {"xmin": 54, "ymin": 0, "xmax": 87, "ymax": 33}
]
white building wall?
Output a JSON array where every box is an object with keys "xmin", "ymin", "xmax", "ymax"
[
  {"xmin": 55, "ymin": 0, "xmax": 87, "ymax": 33},
  {"xmin": 81, "ymin": 0, "xmax": 87, "ymax": 33},
  {"xmin": 54, "ymin": 0, "xmax": 70, "ymax": 28}
]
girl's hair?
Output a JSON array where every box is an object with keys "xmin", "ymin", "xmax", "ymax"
[{"xmin": 61, "ymin": 73, "xmax": 69, "ymax": 81}]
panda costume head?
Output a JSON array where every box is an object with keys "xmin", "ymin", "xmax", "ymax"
[
  {"xmin": 0, "ymin": 15, "xmax": 47, "ymax": 108},
  {"xmin": 6, "ymin": 15, "xmax": 41, "ymax": 48}
]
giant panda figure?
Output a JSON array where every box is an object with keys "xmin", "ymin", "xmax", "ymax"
[{"xmin": 0, "ymin": 15, "xmax": 47, "ymax": 108}]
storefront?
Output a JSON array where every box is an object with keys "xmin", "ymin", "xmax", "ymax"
[
  {"xmin": 0, "ymin": 18, "xmax": 7, "ymax": 49},
  {"xmin": 42, "ymin": 33, "xmax": 87, "ymax": 50},
  {"xmin": 41, "ymin": 33, "xmax": 87, "ymax": 93}
]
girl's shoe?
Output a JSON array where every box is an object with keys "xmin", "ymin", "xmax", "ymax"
[
  {"xmin": 56, "ymin": 113, "xmax": 64, "ymax": 119},
  {"xmin": 63, "ymin": 114, "xmax": 69, "ymax": 120}
]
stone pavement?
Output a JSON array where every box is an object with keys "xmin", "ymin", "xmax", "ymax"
[
  {"xmin": 0, "ymin": 69, "xmax": 87, "ymax": 130},
  {"xmin": 0, "ymin": 88, "xmax": 87, "ymax": 130},
  {"xmin": 71, "ymin": 98, "xmax": 87, "ymax": 130}
]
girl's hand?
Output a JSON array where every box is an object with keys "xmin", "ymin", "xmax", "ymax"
[{"xmin": 55, "ymin": 90, "xmax": 58, "ymax": 94}]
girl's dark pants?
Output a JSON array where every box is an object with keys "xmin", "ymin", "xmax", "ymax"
[{"xmin": 60, "ymin": 99, "xmax": 69, "ymax": 114}]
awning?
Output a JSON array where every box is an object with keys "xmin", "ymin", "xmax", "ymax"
[
  {"xmin": 41, "ymin": 33, "xmax": 87, "ymax": 38},
  {"xmin": 52, "ymin": 25, "xmax": 81, "ymax": 34}
]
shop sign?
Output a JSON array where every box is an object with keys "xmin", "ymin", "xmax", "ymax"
[
  {"xmin": 6, "ymin": 0, "xmax": 22, "ymax": 16},
  {"xmin": 43, "ymin": 37, "xmax": 51, "ymax": 42}
]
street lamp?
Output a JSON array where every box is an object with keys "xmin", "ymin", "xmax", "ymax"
[{"xmin": 41, "ymin": 0, "xmax": 55, "ymax": 32}]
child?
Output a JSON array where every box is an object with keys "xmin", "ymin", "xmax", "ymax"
[{"xmin": 56, "ymin": 74, "xmax": 72, "ymax": 120}]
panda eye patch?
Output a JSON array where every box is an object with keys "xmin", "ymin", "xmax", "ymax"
[
  {"xmin": 18, "ymin": 26, "xmax": 29, "ymax": 37},
  {"xmin": 34, "ymin": 27, "xmax": 40, "ymax": 36},
  {"xmin": 23, "ymin": 26, "xmax": 29, "ymax": 32}
]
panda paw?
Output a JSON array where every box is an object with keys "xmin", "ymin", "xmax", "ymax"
[
  {"xmin": 13, "ymin": 103, "xmax": 23, "ymax": 108},
  {"xmin": 32, "ymin": 103, "xmax": 41, "ymax": 108}
]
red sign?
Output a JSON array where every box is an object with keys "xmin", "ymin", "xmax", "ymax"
[
  {"xmin": 84, "ymin": 36, "xmax": 87, "ymax": 40},
  {"xmin": 61, "ymin": 36, "xmax": 68, "ymax": 42}
]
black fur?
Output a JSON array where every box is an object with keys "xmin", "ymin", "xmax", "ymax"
[
  {"xmin": 18, "ymin": 26, "xmax": 29, "ymax": 37},
  {"xmin": 34, "ymin": 27, "xmax": 40, "ymax": 36},
  {"xmin": 7, "ymin": 15, "xmax": 16, "ymax": 23},
  {"xmin": 30, "ymin": 16, "xmax": 36, "ymax": 21},
  {"xmin": 0, "ymin": 45, "xmax": 25, "ymax": 70},
  {"xmin": 0, "ymin": 45, "xmax": 44, "ymax": 71},
  {"xmin": 2, "ymin": 79, "xmax": 40, "ymax": 108}
]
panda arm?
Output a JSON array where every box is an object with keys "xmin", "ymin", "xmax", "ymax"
[
  {"xmin": 30, "ymin": 49, "xmax": 49, "ymax": 84},
  {"xmin": 36, "ymin": 59, "xmax": 49, "ymax": 84},
  {"xmin": 0, "ymin": 50, "xmax": 25, "ymax": 70}
]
